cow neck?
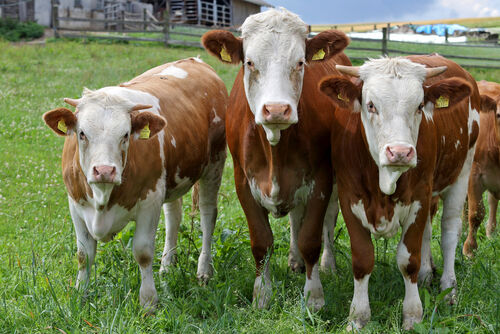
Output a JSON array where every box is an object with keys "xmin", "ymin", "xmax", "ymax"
[{"xmin": 256, "ymin": 122, "xmax": 283, "ymax": 187}]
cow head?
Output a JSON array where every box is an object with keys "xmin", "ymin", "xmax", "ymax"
[
  {"xmin": 320, "ymin": 58, "xmax": 472, "ymax": 195},
  {"xmin": 480, "ymin": 93, "xmax": 500, "ymax": 141},
  {"xmin": 43, "ymin": 88, "xmax": 166, "ymax": 205},
  {"xmin": 202, "ymin": 8, "xmax": 348, "ymax": 145}
]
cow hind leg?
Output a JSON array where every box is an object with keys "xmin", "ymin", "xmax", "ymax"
[
  {"xmin": 321, "ymin": 186, "xmax": 339, "ymax": 273},
  {"xmin": 159, "ymin": 199, "xmax": 183, "ymax": 274},
  {"xmin": 463, "ymin": 173, "xmax": 485, "ymax": 258},
  {"xmin": 196, "ymin": 151, "xmax": 226, "ymax": 283},
  {"xmin": 441, "ymin": 148, "xmax": 475, "ymax": 302},
  {"xmin": 486, "ymin": 192, "xmax": 498, "ymax": 238}
]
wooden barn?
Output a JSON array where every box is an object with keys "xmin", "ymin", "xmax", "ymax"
[{"xmin": 164, "ymin": 0, "xmax": 273, "ymax": 27}]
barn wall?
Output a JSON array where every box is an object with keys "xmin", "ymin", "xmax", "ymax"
[{"xmin": 231, "ymin": 0, "xmax": 259, "ymax": 26}]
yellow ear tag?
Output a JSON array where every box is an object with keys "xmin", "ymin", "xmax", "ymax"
[
  {"xmin": 337, "ymin": 93, "xmax": 349, "ymax": 102},
  {"xmin": 436, "ymin": 95, "xmax": 449, "ymax": 108},
  {"xmin": 139, "ymin": 123, "xmax": 150, "ymax": 139},
  {"xmin": 220, "ymin": 47, "xmax": 232, "ymax": 62},
  {"xmin": 312, "ymin": 48, "xmax": 326, "ymax": 61},
  {"xmin": 57, "ymin": 119, "xmax": 67, "ymax": 133}
]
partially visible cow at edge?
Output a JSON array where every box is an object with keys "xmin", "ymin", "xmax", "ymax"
[
  {"xmin": 43, "ymin": 58, "xmax": 227, "ymax": 312},
  {"xmin": 463, "ymin": 80, "xmax": 500, "ymax": 257},
  {"xmin": 202, "ymin": 8, "xmax": 349, "ymax": 310},
  {"xmin": 319, "ymin": 55, "xmax": 481, "ymax": 329}
]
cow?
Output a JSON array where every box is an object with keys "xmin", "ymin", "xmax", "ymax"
[
  {"xmin": 201, "ymin": 8, "xmax": 349, "ymax": 310},
  {"xmin": 42, "ymin": 58, "xmax": 227, "ymax": 312},
  {"xmin": 463, "ymin": 80, "xmax": 500, "ymax": 257},
  {"xmin": 319, "ymin": 55, "xmax": 481, "ymax": 329}
]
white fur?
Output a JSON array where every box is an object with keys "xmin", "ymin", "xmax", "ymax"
[
  {"xmin": 253, "ymin": 262, "xmax": 272, "ymax": 308},
  {"xmin": 171, "ymin": 136, "xmax": 176, "ymax": 147},
  {"xmin": 249, "ymin": 177, "xmax": 282, "ymax": 217},
  {"xmin": 358, "ymin": 58, "xmax": 432, "ymax": 195},
  {"xmin": 304, "ymin": 264, "xmax": 325, "ymax": 311},
  {"xmin": 212, "ymin": 108, "xmax": 221, "ymax": 123},
  {"xmin": 321, "ymin": 188, "xmax": 338, "ymax": 272},
  {"xmin": 468, "ymin": 103, "xmax": 480, "ymax": 135},
  {"xmin": 155, "ymin": 65, "xmax": 188, "ymax": 79},
  {"xmin": 288, "ymin": 204, "xmax": 305, "ymax": 272},
  {"xmin": 348, "ymin": 274, "xmax": 371, "ymax": 331},
  {"xmin": 240, "ymin": 8, "xmax": 308, "ymax": 144}
]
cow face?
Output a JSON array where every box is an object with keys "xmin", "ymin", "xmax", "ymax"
[
  {"xmin": 320, "ymin": 58, "xmax": 471, "ymax": 195},
  {"xmin": 202, "ymin": 8, "xmax": 348, "ymax": 145},
  {"xmin": 43, "ymin": 89, "xmax": 166, "ymax": 205}
]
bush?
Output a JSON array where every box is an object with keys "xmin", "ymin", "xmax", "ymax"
[{"xmin": 0, "ymin": 18, "xmax": 44, "ymax": 42}]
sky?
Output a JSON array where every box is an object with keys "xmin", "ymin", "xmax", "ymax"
[{"xmin": 266, "ymin": 0, "xmax": 500, "ymax": 24}]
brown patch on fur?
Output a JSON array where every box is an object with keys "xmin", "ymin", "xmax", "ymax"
[
  {"xmin": 201, "ymin": 30, "xmax": 243, "ymax": 64},
  {"xmin": 305, "ymin": 30, "xmax": 349, "ymax": 63},
  {"xmin": 319, "ymin": 75, "xmax": 361, "ymax": 110}
]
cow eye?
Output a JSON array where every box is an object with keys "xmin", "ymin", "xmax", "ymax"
[
  {"xmin": 79, "ymin": 131, "xmax": 86, "ymax": 141},
  {"xmin": 367, "ymin": 101, "xmax": 377, "ymax": 114},
  {"xmin": 418, "ymin": 102, "xmax": 425, "ymax": 113},
  {"xmin": 297, "ymin": 60, "xmax": 305, "ymax": 69},
  {"xmin": 123, "ymin": 132, "xmax": 129, "ymax": 140},
  {"xmin": 246, "ymin": 60, "xmax": 254, "ymax": 69}
]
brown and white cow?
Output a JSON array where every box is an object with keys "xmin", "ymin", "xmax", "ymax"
[
  {"xmin": 202, "ymin": 8, "xmax": 349, "ymax": 310},
  {"xmin": 43, "ymin": 58, "xmax": 227, "ymax": 312},
  {"xmin": 320, "ymin": 55, "xmax": 481, "ymax": 329},
  {"xmin": 463, "ymin": 80, "xmax": 500, "ymax": 257}
]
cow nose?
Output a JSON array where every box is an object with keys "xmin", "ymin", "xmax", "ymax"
[
  {"xmin": 385, "ymin": 145, "xmax": 415, "ymax": 165},
  {"xmin": 93, "ymin": 165, "xmax": 116, "ymax": 183},
  {"xmin": 262, "ymin": 103, "xmax": 291, "ymax": 123}
]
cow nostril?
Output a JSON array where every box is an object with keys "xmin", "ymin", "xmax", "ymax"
[
  {"xmin": 407, "ymin": 147, "xmax": 414, "ymax": 158},
  {"xmin": 386, "ymin": 146, "xmax": 394, "ymax": 157},
  {"xmin": 93, "ymin": 166, "xmax": 100, "ymax": 176}
]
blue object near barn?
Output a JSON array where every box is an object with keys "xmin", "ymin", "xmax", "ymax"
[{"xmin": 416, "ymin": 24, "xmax": 468, "ymax": 36}]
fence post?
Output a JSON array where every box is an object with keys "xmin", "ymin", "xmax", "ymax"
[
  {"xmin": 163, "ymin": 9, "xmax": 169, "ymax": 47},
  {"xmin": 120, "ymin": 10, "xmax": 124, "ymax": 31},
  {"xmin": 382, "ymin": 27, "xmax": 388, "ymax": 56},
  {"xmin": 374, "ymin": 24, "xmax": 377, "ymax": 30},
  {"xmin": 445, "ymin": 28, "xmax": 448, "ymax": 43},
  {"xmin": 387, "ymin": 23, "xmax": 390, "ymax": 40},
  {"xmin": 143, "ymin": 8, "xmax": 147, "ymax": 31},
  {"xmin": 51, "ymin": 0, "xmax": 59, "ymax": 38}
]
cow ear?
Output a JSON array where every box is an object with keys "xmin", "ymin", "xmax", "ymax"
[
  {"xmin": 424, "ymin": 78, "xmax": 472, "ymax": 113},
  {"xmin": 131, "ymin": 112, "xmax": 166, "ymax": 140},
  {"xmin": 202, "ymin": 30, "xmax": 243, "ymax": 65},
  {"xmin": 43, "ymin": 108, "xmax": 77, "ymax": 136},
  {"xmin": 319, "ymin": 76, "xmax": 362, "ymax": 112},
  {"xmin": 480, "ymin": 94, "xmax": 496, "ymax": 113},
  {"xmin": 306, "ymin": 30, "xmax": 349, "ymax": 63}
]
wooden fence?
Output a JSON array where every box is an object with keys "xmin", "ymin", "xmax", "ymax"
[{"xmin": 52, "ymin": 6, "xmax": 500, "ymax": 70}]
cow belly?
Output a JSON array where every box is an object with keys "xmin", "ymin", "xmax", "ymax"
[{"xmin": 481, "ymin": 166, "xmax": 500, "ymax": 197}]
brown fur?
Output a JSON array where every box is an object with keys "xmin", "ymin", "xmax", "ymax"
[
  {"xmin": 305, "ymin": 30, "xmax": 349, "ymax": 63},
  {"xmin": 201, "ymin": 30, "xmax": 243, "ymax": 65},
  {"xmin": 43, "ymin": 108, "xmax": 77, "ymax": 136},
  {"xmin": 464, "ymin": 80, "xmax": 500, "ymax": 257}
]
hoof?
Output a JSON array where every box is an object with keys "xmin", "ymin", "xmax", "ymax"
[
  {"xmin": 288, "ymin": 253, "xmax": 305, "ymax": 273},
  {"xmin": 253, "ymin": 275, "xmax": 272, "ymax": 309}
]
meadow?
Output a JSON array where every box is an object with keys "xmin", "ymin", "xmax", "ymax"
[{"xmin": 0, "ymin": 39, "xmax": 499, "ymax": 333}]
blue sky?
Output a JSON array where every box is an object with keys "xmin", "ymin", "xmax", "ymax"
[{"xmin": 266, "ymin": 0, "xmax": 500, "ymax": 24}]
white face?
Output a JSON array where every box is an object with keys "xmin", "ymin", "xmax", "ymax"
[
  {"xmin": 358, "ymin": 60, "xmax": 430, "ymax": 195},
  {"xmin": 75, "ymin": 97, "xmax": 133, "ymax": 205},
  {"xmin": 241, "ymin": 10, "xmax": 308, "ymax": 145}
]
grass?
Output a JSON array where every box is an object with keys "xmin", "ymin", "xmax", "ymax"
[{"xmin": 0, "ymin": 39, "xmax": 499, "ymax": 333}]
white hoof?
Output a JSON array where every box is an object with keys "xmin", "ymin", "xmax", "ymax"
[
  {"xmin": 197, "ymin": 252, "xmax": 213, "ymax": 284},
  {"xmin": 253, "ymin": 275, "xmax": 272, "ymax": 309}
]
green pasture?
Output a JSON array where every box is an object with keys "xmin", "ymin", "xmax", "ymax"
[{"xmin": 0, "ymin": 39, "xmax": 499, "ymax": 333}]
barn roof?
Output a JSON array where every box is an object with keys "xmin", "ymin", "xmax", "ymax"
[{"xmin": 241, "ymin": 0, "xmax": 274, "ymax": 7}]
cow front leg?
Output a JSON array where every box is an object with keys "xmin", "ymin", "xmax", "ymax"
[
  {"xmin": 288, "ymin": 205, "xmax": 305, "ymax": 273},
  {"xmin": 486, "ymin": 192, "xmax": 497, "ymax": 238},
  {"xmin": 134, "ymin": 205, "xmax": 161, "ymax": 313},
  {"xmin": 196, "ymin": 152, "xmax": 225, "ymax": 283},
  {"xmin": 160, "ymin": 199, "xmax": 182, "ymax": 274},
  {"xmin": 69, "ymin": 198, "xmax": 96, "ymax": 290},
  {"xmin": 418, "ymin": 214, "xmax": 434, "ymax": 286},
  {"xmin": 321, "ymin": 186, "xmax": 338, "ymax": 273},
  {"xmin": 234, "ymin": 167, "xmax": 273, "ymax": 309}
]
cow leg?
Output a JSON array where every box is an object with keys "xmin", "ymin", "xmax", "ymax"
[
  {"xmin": 463, "ymin": 173, "xmax": 485, "ymax": 258},
  {"xmin": 69, "ymin": 199, "xmax": 96, "ymax": 290},
  {"xmin": 486, "ymin": 192, "xmax": 497, "ymax": 238},
  {"xmin": 321, "ymin": 185, "xmax": 338, "ymax": 273},
  {"xmin": 441, "ymin": 148, "xmax": 474, "ymax": 302},
  {"xmin": 288, "ymin": 205, "xmax": 305, "ymax": 273},
  {"xmin": 159, "ymin": 199, "xmax": 182, "ymax": 274},
  {"xmin": 134, "ymin": 205, "xmax": 161, "ymax": 313},
  {"xmin": 419, "ymin": 197, "xmax": 438, "ymax": 286},
  {"xmin": 196, "ymin": 152, "xmax": 225, "ymax": 283},
  {"xmin": 346, "ymin": 223, "xmax": 374, "ymax": 331},
  {"xmin": 234, "ymin": 166, "xmax": 273, "ymax": 308}
]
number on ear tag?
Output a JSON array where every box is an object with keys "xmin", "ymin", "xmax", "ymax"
[
  {"xmin": 57, "ymin": 119, "xmax": 67, "ymax": 133},
  {"xmin": 436, "ymin": 95, "xmax": 449, "ymax": 108},
  {"xmin": 312, "ymin": 48, "xmax": 325, "ymax": 61},
  {"xmin": 220, "ymin": 47, "xmax": 232, "ymax": 62},
  {"xmin": 139, "ymin": 124, "xmax": 150, "ymax": 139}
]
